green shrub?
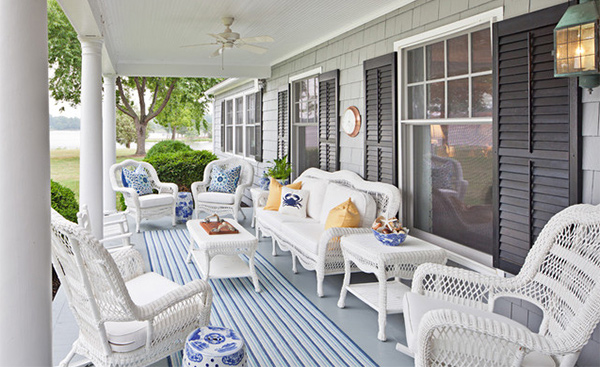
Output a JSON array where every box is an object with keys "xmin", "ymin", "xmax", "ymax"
[
  {"xmin": 116, "ymin": 192, "xmax": 126, "ymax": 212},
  {"xmin": 146, "ymin": 140, "xmax": 192, "ymax": 159},
  {"xmin": 51, "ymin": 180, "xmax": 79, "ymax": 223},
  {"xmin": 145, "ymin": 150, "xmax": 217, "ymax": 192}
]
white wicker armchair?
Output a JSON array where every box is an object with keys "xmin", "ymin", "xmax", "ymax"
[
  {"xmin": 191, "ymin": 157, "xmax": 254, "ymax": 221},
  {"xmin": 51, "ymin": 209, "xmax": 212, "ymax": 367},
  {"xmin": 402, "ymin": 204, "xmax": 600, "ymax": 367},
  {"xmin": 109, "ymin": 159, "xmax": 178, "ymax": 232}
]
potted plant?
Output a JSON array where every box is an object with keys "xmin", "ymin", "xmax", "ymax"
[{"xmin": 259, "ymin": 155, "xmax": 292, "ymax": 190}]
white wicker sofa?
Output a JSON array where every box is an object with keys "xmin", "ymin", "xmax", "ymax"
[{"xmin": 255, "ymin": 168, "xmax": 401, "ymax": 297}]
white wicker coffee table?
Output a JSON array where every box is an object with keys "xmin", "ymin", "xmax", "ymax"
[
  {"xmin": 186, "ymin": 219, "xmax": 260, "ymax": 292},
  {"xmin": 337, "ymin": 233, "xmax": 447, "ymax": 341}
]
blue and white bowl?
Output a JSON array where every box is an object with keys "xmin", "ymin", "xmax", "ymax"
[{"xmin": 372, "ymin": 228, "xmax": 409, "ymax": 246}]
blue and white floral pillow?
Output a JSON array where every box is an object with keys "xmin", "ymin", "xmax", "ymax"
[
  {"xmin": 122, "ymin": 165, "xmax": 153, "ymax": 196},
  {"xmin": 208, "ymin": 165, "xmax": 241, "ymax": 194},
  {"xmin": 279, "ymin": 187, "xmax": 309, "ymax": 218}
]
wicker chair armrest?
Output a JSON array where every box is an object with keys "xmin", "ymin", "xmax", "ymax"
[
  {"xmin": 157, "ymin": 182, "xmax": 178, "ymax": 195},
  {"xmin": 415, "ymin": 308, "xmax": 564, "ymax": 367},
  {"xmin": 412, "ymin": 263, "xmax": 513, "ymax": 309},
  {"xmin": 191, "ymin": 181, "xmax": 209, "ymax": 202},
  {"xmin": 317, "ymin": 227, "xmax": 372, "ymax": 256},
  {"xmin": 137, "ymin": 279, "xmax": 213, "ymax": 320},
  {"xmin": 110, "ymin": 247, "xmax": 145, "ymax": 282},
  {"xmin": 114, "ymin": 187, "xmax": 140, "ymax": 207},
  {"xmin": 234, "ymin": 183, "xmax": 251, "ymax": 202}
]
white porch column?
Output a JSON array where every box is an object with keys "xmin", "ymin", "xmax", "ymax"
[
  {"xmin": 0, "ymin": 0, "xmax": 51, "ymax": 365},
  {"xmin": 79, "ymin": 37, "xmax": 104, "ymax": 239},
  {"xmin": 103, "ymin": 74, "xmax": 117, "ymax": 213}
]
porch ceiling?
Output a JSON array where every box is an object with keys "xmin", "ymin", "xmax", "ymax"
[{"xmin": 58, "ymin": 0, "xmax": 415, "ymax": 78}]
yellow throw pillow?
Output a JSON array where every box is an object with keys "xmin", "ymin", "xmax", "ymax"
[
  {"xmin": 324, "ymin": 198, "xmax": 360, "ymax": 230},
  {"xmin": 264, "ymin": 178, "xmax": 302, "ymax": 211}
]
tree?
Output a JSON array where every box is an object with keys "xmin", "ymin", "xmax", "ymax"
[
  {"xmin": 47, "ymin": 0, "xmax": 222, "ymax": 154},
  {"xmin": 116, "ymin": 111, "xmax": 137, "ymax": 149}
]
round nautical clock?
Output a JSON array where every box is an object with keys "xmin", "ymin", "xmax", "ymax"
[{"xmin": 342, "ymin": 106, "xmax": 361, "ymax": 137}]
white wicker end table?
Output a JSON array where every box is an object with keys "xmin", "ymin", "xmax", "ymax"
[
  {"xmin": 337, "ymin": 233, "xmax": 447, "ymax": 341},
  {"xmin": 186, "ymin": 219, "xmax": 260, "ymax": 292}
]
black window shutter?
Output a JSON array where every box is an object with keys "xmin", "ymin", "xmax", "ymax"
[
  {"xmin": 277, "ymin": 90, "xmax": 289, "ymax": 159},
  {"xmin": 254, "ymin": 90, "xmax": 263, "ymax": 162},
  {"xmin": 493, "ymin": 3, "xmax": 581, "ymax": 274},
  {"xmin": 364, "ymin": 52, "xmax": 398, "ymax": 185},
  {"xmin": 220, "ymin": 100, "xmax": 225, "ymax": 152},
  {"xmin": 318, "ymin": 70, "xmax": 339, "ymax": 172}
]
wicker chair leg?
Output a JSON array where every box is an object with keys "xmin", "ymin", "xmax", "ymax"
[
  {"xmin": 272, "ymin": 238, "xmax": 277, "ymax": 256},
  {"xmin": 316, "ymin": 272, "xmax": 324, "ymax": 298},
  {"xmin": 135, "ymin": 213, "xmax": 141, "ymax": 233},
  {"xmin": 292, "ymin": 255, "xmax": 298, "ymax": 273},
  {"xmin": 59, "ymin": 345, "xmax": 77, "ymax": 367}
]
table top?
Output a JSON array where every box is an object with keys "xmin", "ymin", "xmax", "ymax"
[
  {"xmin": 187, "ymin": 219, "xmax": 257, "ymax": 247},
  {"xmin": 341, "ymin": 232, "xmax": 446, "ymax": 262}
]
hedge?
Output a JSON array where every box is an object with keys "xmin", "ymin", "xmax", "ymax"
[
  {"xmin": 144, "ymin": 150, "xmax": 217, "ymax": 192},
  {"xmin": 145, "ymin": 140, "xmax": 192, "ymax": 159},
  {"xmin": 51, "ymin": 180, "xmax": 79, "ymax": 223}
]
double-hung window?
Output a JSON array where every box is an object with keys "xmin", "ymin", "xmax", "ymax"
[
  {"xmin": 234, "ymin": 97, "xmax": 243, "ymax": 155},
  {"xmin": 222, "ymin": 89, "xmax": 261, "ymax": 159},
  {"xmin": 398, "ymin": 12, "xmax": 499, "ymax": 262},
  {"xmin": 290, "ymin": 75, "xmax": 319, "ymax": 175},
  {"xmin": 245, "ymin": 93, "xmax": 257, "ymax": 157},
  {"xmin": 224, "ymin": 100, "xmax": 233, "ymax": 153}
]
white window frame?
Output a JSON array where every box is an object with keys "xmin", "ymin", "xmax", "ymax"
[
  {"xmin": 394, "ymin": 8, "xmax": 503, "ymax": 274},
  {"xmin": 289, "ymin": 72, "xmax": 320, "ymax": 178},
  {"xmin": 221, "ymin": 83, "xmax": 259, "ymax": 160}
]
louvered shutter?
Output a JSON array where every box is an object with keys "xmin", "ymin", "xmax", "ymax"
[
  {"xmin": 220, "ymin": 100, "xmax": 225, "ymax": 152},
  {"xmin": 318, "ymin": 70, "xmax": 339, "ymax": 172},
  {"xmin": 277, "ymin": 90, "xmax": 289, "ymax": 159},
  {"xmin": 493, "ymin": 3, "xmax": 581, "ymax": 274},
  {"xmin": 364, "ymin": 53, "xmax": 398, "ymax": 185},
  {"xmin": 254, "ymin": 90, "xmax": 263, "ymax": 162}
]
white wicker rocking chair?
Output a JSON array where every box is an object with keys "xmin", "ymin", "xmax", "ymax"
[
  {"xmin": 51, "ymin": 209, "xmax": 212, "ymax": 367},
  {"xmin": 401, "ymin": 204, "xmax": 600, "ymax": 367},
  {"xmin": 191, "ymin": 157, "xmax": 254, "ymax": 221}
]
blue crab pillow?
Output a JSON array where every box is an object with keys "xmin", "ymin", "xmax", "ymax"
[
  {"xmin": 279, "ymin": 187, "xmax": 309, "ymax": 218},
  {"xmin": 122, "ymin": 165, "xmax": 153, "ymax": 196},
  {"xmin": 208, "ymin": 165, "xmax": 241, "ymax": 194}
]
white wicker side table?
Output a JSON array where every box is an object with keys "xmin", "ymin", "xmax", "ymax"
[
  {"xmin": 337, "ymin": 233, "xmax": 447, "ymax": 341},
  {"xmin": 186, "ymin": 219, "xmax": 260, "ymax": 292}
]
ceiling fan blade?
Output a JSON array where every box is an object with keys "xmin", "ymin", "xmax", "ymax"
[
  {"xmin": 237, "ymin": 35, "xmax": 274, "ymax": 44},
  {"xmin": 236, "ymin": 43, "xmax": 267, "ymax": 54},
  {"xmin": 209, "ymin": 47, "xmax": 223, "ymax": 58},
  {"xmin": 208, "ymin": 33, "xmax": 228, "ymax": 42},
  {"xmin": 180, "ymin": 42, "xmax": 218, "ymax": 48}
]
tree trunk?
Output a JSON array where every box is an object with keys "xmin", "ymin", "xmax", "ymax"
[
  {"xmin": 126, "ymin": 142, "xmax": 130, "ymax": 149},
  {"xmin": 171, "ymin": 126, "xmax": 177, "ymax": 140},
  {"xmin": 135, "ymin": 120, "xmax": 147, "ymax": 155}
]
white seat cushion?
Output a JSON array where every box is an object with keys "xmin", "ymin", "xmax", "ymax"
[
  {"xmin": 403, "ymin": 292, "xmax": 530, "ymax": 352},
  {"xmin": 319, "ymin": 183, "xmax": 376, "ymax": 228},
  {"xmin": 137, "ymin": 193, "xmax": 174, "ymax": 208},
  {"xmin": 256, "ymin": 208, "xmax": 314, "ymax": 232},
  {"xmin": 104, "ymin": 272, "xmax": 180, "ymax": 352},
  {"xmin": 196, "ymin": 192, "xmax": 235, "ymax": 205},
  {"xmin": 298, "ymin": 177, "xmax": 329, "ymax": 221},
  {"xmin": 284, "ymin": 221, "xmax": 325, "ymax": 255}
]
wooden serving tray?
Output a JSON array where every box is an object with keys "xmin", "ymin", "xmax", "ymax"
[{"xmin": 200, "ymin": 220, "xmax": 239, "ymax": 235}]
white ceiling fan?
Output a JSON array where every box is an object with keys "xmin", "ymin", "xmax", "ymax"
[{"xmin": 182, "ymin": 17, "xmax": 274, "ymax": 69}]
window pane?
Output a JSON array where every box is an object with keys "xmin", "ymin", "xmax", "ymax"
[
  {"xmin": 246, "ymin": 94, "xmax": 255, "ymax": 125},
  {"xmin": 448, "ymin": 78, "xmax": 469, "ymax": 118},
  {"xmin": 407, "ymin": 48, "xmax": 424, "ymax": 83},
  {"xmin": 226, "ymin": 126, "xmax": 233, "ymax": 152},
  {"xmin": 471, "ymin": 28, "xmax": 491, "ymax": 73},
  {"xmin": 293, "ymin": 125, "xmax": 319, "ymax": 175},
  {"xmin": 413, "ymin": 124, "xmax": 493, "ymax": 250},
  {"xmin": 307, "ymin": 101, "xmax": 317, "ymax": 123},
  {"xmin": 225, "ymin": 100, "xmax": 233, "ymax": 126},
  {"xmin": 472, "ymin": 75, "xmax": 492, "ymax": 117},
  {"xmin": 447, "ymin": 34, "xmax": 468, "ymax": 77},
  {"xmin": 300, "ymin": 102, "xmax": 308, "ymax": 123},
  {"xmin": 407, "ymin": 85, "xmax": 424, "ymax": 119},
  {"xmin": 235, "ymin": 97, "xmax": 243, "ymax": 126},
  {"xmin": 235, "ymin": 126, "xmax": 243, "ymax": 155},
  {"xmin": 426, "ymin": 41, "xmax": 445, "ymax": 80},
  {"xmin": 246, "ymin": 126, "xmax": 255, "ymax": 157},
  {"xmin": 427, "ymin": 82, "xmax": 445, "ymax": 119}
]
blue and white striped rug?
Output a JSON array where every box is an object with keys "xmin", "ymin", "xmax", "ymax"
[{"xmin": 144, "ymin": 229, "xmax": 377, "ymax": 367}]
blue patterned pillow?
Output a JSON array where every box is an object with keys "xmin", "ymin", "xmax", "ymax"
[
  {"xmin": 208, "ymin": 165, "xmax": 241, "ymax": 194},
  {"xmin": 122, "ymin": 165, "xmax": 153, "ymax": 196}
]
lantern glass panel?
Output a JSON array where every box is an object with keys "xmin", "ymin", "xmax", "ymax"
[
  {"xmin": 568, "ymin": 25, "xmax": 581, "ymax": 42},
  {"xmin": 582, "ymin": 22, "xmax": 595, "ymax": 40}
]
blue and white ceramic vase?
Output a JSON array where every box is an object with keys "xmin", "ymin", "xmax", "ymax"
[
  {"xmin": 175, "ymin": 192, "xmax": 194, "ymax": 223},
  {"xmin": 183, "ymin": 326, "xmax": 247, "ymax": 367},
  {"xmin": 258, "ymin": 172, "xmax": 290, "ymax": 191}
]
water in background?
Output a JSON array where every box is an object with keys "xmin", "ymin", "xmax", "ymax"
[{"xmin": 50, "ymin": 131, "xmax": 213, "ymax": 151}]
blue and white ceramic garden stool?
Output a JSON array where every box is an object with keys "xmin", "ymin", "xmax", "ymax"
[{"xmin": 183, "ymin": 326, "xmax": 247, "ymax": 367}]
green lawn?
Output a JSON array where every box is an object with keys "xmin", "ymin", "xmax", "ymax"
[{"xmin": 50, "ymin": 148, "xmax": 142, "ymax": 200}]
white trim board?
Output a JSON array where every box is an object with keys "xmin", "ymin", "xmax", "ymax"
[{"xmin": 289, "ymin": 67, "xmax": 323, "ymax": 83}]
